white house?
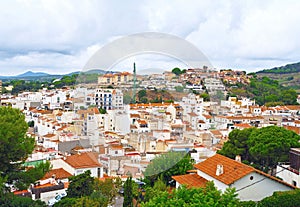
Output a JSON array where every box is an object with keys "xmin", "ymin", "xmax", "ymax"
[
  {"xmin": 174, "ymin": 154, "xmax": 295, "ymax": 201},
  {"xmin": 51, "ymin": 152, "xmax": 103, "ymax": 178},
  {"xmin": 277, "ymin": 148, "xmax": 300, "ymax": 188}
]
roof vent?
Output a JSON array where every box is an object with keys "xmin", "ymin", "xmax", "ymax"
[
  {"xmin": 216, "ymin": 164, "xmax": 224, "ymax": 176},
  {"xmin": 235, "ymin": 155, "xmax": 241, "ymax": 163}
]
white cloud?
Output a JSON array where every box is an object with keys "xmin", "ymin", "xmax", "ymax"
[{"xmin": 0, "ymin": 0, "xmax": 300, "ymax": 75}]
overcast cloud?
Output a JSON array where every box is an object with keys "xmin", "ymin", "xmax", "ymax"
[{"xmin": 0, "ymin": 0, "xmax": 300, "ymax": 75}]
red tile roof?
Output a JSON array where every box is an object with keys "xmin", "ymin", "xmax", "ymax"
[
  {"xmin": 172, "ymin": 174, "xmax": 208, "ymax": 188},
  {"xmin": 64, "ymin": 152, "xmax": 102, "ymax": 169},
  {"xmin": 194, "ymin": 154, "xmax": 296, "ymax": 188},
  {"xmin": 194, "ymin": 154, "xmax": 254, "ymax": 185},
  {"xmin": 42, "ymin": 168, "xmax": 72, "ymax": 180},
  {"xmin": 234, "ymin": 123, "xmax": 252, "ymax": 128},
  {"xmin": 284, "ymin": 125, "xmax": 300, "ymax": 135}
]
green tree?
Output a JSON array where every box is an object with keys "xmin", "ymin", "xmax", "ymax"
[
  {"xmin": 200, "ymin": 92, "xmax": 210, "ymax": 101},
  {"xmin": 144, "ymin": 178, "xmax": 167, "ymax": 202},
  {"xmin": 144, "ymin": 152, "xmax": 194, "ymax": 186},
  {"xmin": 218, "ymin": 128, "xmax": 256, "ymax": 161},
  {"xmin": 175, "ymin": 86, "xmax": 184, "ymax": 92},
  {"xmin": 257, "ymin": 189, "xmax": 300, "ymax": 207},
  {"xmin": 123, "ymin": 177, "xmax": 133, "ymax": 207},
  {"xmin": 67, "ymin": 171, "xmax": 95, "ymax": 198},
  {"xmin": 141, "ymin": 182, "xmax": 239, "ymax": 207},
  {"xmin": 94, "ymin": 177, "xmax": 122, "ymax": 205},
  {"xmin": 218, "ymin": 126, "xmax": 300, "ymax": 173},
  {"xmin": 138, "ymin": 90, "xmax": 147, "ymax": 100},
  {"xmin": 8, "ymin": 161, "xmax": 51, "ymax": 190},
  {"xmin": 248, "ymin": 126, "xmax": 300, "ymax": 172},
  {"xmin": 140, "ymin": 97, "xmax": 148, "ymax": 104},
  {"xmin": 0, "ymin": 192, "xmax": 46, "ymax": 207},
  {"xmin": 0, "ymin": 107, "xmax": 35, "ymax": 174},
  {"xmin": 123, "ymin": 93, "xmax": 132, "ymax": 104},
  {"xmin": 27, "ymin": 120, "xmax": 35, "ymax": 127},
  {"xmin": 171, "ymin": 68, "xmax": 182, "ymax": 76}
]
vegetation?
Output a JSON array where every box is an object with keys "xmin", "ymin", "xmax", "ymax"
[
  {"xmin": 257, "ymin": 62, "xmax": 300, "ymax": 74},
  {"xmin": 144, "ymin": 152, "xmax": 194, "ymax": 186},
  {"xmin": 67, "ymin": 171, "xmax": 95, "ymax": 198},
  {"xmin": 8, "ymin": 161, "xmax": 51, "ymax": 190},
  {"xmin": 175, "ymin": 85, "xmax": 184, "ymax": 92},
  {"xmin": 257, "ymin": 189, "xmax": 300, "ymax": 207},
  {"xmin": 137, "ymin": 89, "xmax": 174, "ymax": 103},
  {"xmin": 0, "ymin": 107, "xmax": 35, "ymax": 174},
  {"xmin": 1, "ymin": 72, "xmax": 101, "ymax": 95},
  {"xmin": 0, "ymin": 107, "xmax": 48, "ymax": 206},
  {"xmin": 55, "ymin": 172, "xmax": 124, "ymax": 207},
  {"xmin": 123, "ymin": 177, "xmax": 134, "ymax": 207},
  {"xmin": 171, "ymin": 67, "xmax": 186, "ymax": 76},
  {"xmin": 143, "ymin": 178, "xmax": 168, "ymax": 203},
  {"xmin": 141, "ymin": 182, "xmax": 239, "ymax": 207},
  {"xmin": 226, "ymin": 76, "xmax": 298, "ymax": 106},
  {"xmin": 218, "ymin": 126, "xmax": 300, "ymax": 173},
  {"xmin": 0, "ymin": 193, "xmax": 46, "ymax": 207}
]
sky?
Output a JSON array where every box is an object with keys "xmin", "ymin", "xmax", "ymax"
[{"xmin": 0, "ymin": 0, "xmax": 300, "ymax": 76}]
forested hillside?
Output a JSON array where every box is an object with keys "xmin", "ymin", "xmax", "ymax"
[
  {"xmin": 257, "ymin": 62, "xmax": 300, "ymax": 74},
  {"xmin": 226, "ymin": 76, "xmax": 298, "ymax": 106}
]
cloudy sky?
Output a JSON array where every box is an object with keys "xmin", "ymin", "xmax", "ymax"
[{"xmin": 0, "ymin": 0, "xmax": 300, "ymax": 76}]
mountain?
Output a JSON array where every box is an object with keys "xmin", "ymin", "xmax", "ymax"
[
  {"xmin": 16, "ymin": 71, "xmax": 50, "ymax": 77},
  {"xmin": 0, "ymin": 69, "xmax": 110, "ymax": 81},
  {"xmin": 256, "ymin": 62, "xmax": 300, "ymax": 74}
]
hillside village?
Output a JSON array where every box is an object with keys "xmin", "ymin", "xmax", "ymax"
[{"xmin": 1, "ymin": 67, "xmax": 300, "ymax": 204}]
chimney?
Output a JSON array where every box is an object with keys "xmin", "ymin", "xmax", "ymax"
[
  {"xmin": 216, "ymin": 164, "xmax": 224, "ymax": 176},
  {"xmin": 235, "ymin": 155, "xmax": 241, "ymax": 163}
]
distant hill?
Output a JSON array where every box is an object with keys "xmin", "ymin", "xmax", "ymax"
[
  {"xmin": 256, "ymin": 62, "xmax": 300, "ymax": 90},
  {"xmin": 0, "ymin": 69, "xmax": 109, "ymax": 81},
  {"xmin": 257, "ymin": 62, "xmax": 300, "ymax": 74},
  {"xmin": 16, "ymin": 71, "xmax": 50, "ymax": 77}
]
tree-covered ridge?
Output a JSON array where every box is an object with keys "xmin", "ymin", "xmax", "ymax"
[
  {"xmin": 257, "ymin": 62, "xmax": 300, "ymax": 74},
  {"xmin": 2, "ymin": 73, "xmax": 99, "ymax": 94},
  {"xmin": 227, "ymin": 76, "xmax": 298, "ymax": 106}
]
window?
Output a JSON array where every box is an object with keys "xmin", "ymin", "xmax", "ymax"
[
  {"xmin": 293, "ymin": 180, "xmax": 297, "ymax": 186},
  {"xmin": 250, "ymin": 176, "xmax": 254, "ymax": 180},
  {"xmin": 115, "ymin": 151, "xmax": 118, "ymax": 154}
]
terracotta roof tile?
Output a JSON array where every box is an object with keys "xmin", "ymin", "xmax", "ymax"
[
  {"xmin": 194, "ymin": 154, "xmax": 296, "ymax": 189},
  {"xmin": 42, "ymin": 168, "xmax": 72, "ymax": 180},
  {"xmin": 64, "ymin": 152, "xmax": 102, "ymax": 169},
  {"xmin": 284, "ymin": 125, "xmax": 300, "ymax": 135},
  {"xmin": 130, "ymin": 114, "xmax": 140, "ymax": 118},
  {"xmin": 203, "ymin": 114, "xmax": 212, "ymax": 119},
  {"xmin": 172, "ymin": 174, "xmax": 208, "ymax": 188},
  {"xmin": 234, "ymin": 123, "xmax": 253, "ymax": 128},
  {"xmin": 194, "ymin": 154, "xmax": 254, "ymax": 185}
]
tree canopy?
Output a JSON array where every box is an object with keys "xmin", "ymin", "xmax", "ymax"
[
  {"xmin": 141, "ymin": 182, "xmax": 239, "ymax": 207},
  {"xmin": 171, "ymin": 67, "xmax": 185, "ymax": 76},
  {"xmin": 55, "ymin": 174, "xmax": 123, "ymax": 207},
  {"xmin": 144, "ymin": 152, "xmax": 194, "ymax": 186},
  {"xmin": 8, "ymin": 161, "xmax": 51, "ymax": 190},
  {"xmin": 67, "ymin": 171, "xmax": 95, "ymax": 198},
  {"xmin": 226, "ymin": 76, "xmax": 298, "ymax": 106},
  {"xmin": 248, "ymin": 126, "xmax": 300, "ymax": 170},
  {"xmin": 123, "ymin": 177, "xmax": 134, "ymax": 207},
  {"xmin": 0, "ymin": 107, "xmax": 35, "ymax": 174},
  {"xmin": 218, "ymin": 126, "xmax": 300, "ymax": 172}
]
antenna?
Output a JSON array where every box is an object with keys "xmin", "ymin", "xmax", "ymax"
[{"xmin": 133, "ymin": 62, "xmax": 137, "ymax": 104}]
